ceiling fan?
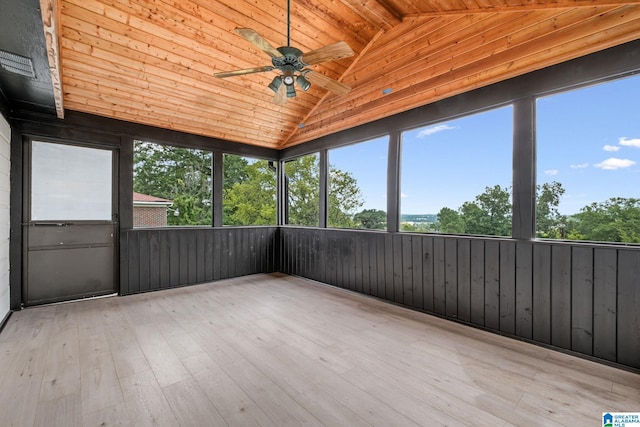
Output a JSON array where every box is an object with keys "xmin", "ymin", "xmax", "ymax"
[{"xmin": 214, "ymin": 0, "xmax": 354, "ymax": 105}]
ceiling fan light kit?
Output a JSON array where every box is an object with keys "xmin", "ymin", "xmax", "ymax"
[
  {"xmin": 214, "ymin": 0, "xmax": 353, "ymax": 105},
  {"xmin": 283, "ymin": 74, "xmax": 295, "ymax": 86},
  {"xmin": 286, "ymin": 84, "xmax": 297, "ymax": 98},
  {"xmin": 296, "ymin": 74, "xmax": 311, "ymax": 91},
  {"xmin": 268, "ymin": 76, "xmax": 282, "ymax": 92}
]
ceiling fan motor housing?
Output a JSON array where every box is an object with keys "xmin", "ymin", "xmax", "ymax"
[{"xmin": 273, "ymin": 46, "xmax": 307, "ymax": 83}]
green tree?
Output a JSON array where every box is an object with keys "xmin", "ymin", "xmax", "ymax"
[
  {"xmin": 573, "ymin": 197, "xmax": 640, "ymax": 243},
  {"xmin": 135, "ymin": 145, "xmax": 364, "ymax": 228},
  {"xmin": 285, "ymin": 155, "xmax": 321, "ymax": 226},
  {"xmin": 460, "ymin": 201, "xmax": 488, "ymax": 234},
  {"xmin": 167, "ymin": 193, "xmax": 210, "ymax": 226},
  {"xmin": 469, "ymin": 184, "xmax": 512, "ymax": 236},
  {"xmin": 536, "ymin": 181, "xmax": 566, "ymax": 238},
  {"xmin": 224, "ymin": 159, "xmax": 277, "ymax": 225},
  {"xmin": 134, "ymin": 141, "xmax": 212, "ymax": 225},
  {"xmin": 436, "ymin": 207, "xmax": 465, "ymax": 234},
  {"xmin": 354, "ymin": 209, "xmax": 386, "ymax": 230},
  {"xmin": 329, "ymin": 167, "xmax": 364, "ymax": 228},
  {"xmin": 435, "ymin": 185, "xmax": 511, "ymax": 236},
  {"xmin": 223, "ymin": 154, "xmax": 250, "ymax": 225},
  {"xmin": 284, "ymin": 155, "xmax": 364, "ymax": 227},
  {"xmin": 223, "ymin": 154, "xmax": 249, "ymax": 188}
]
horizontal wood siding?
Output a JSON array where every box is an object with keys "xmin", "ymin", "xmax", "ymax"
[
  {"xmin": 121, "ymin": 227, "xmax": 278, "ymax": 294},
  {"xmin": 280, "ymin": 228, "xmax": 640, "ymax": 370}
]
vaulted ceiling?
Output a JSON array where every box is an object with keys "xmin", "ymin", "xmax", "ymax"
[{"xmin": 3, "ymin": 0, "xmax": 640, "ymax": 148}]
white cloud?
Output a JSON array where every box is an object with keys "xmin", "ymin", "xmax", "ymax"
[
  {"xmin": 603, "ymin": 144, "xmax": 620, "ymax": 152},
  {"xmin": 594, "ymin": 157, "xmax": 636, "ymax": 170},
  {"xmin": 417, "ymin": 124, "xmax": 455, "ymax": 138},
  {"xmin": 619, "ymin": 137, "xmax": 640, "ymax": 148},
  {"xmin": 570, "ymin": 163, "xmax": 589, "ymax": 169},
  {"xmin": 401, "ymin": 192, "xmax": 408, "ymax": 198},
  {"xmin": 544, "ymin": 169, "xmax": 559, "ymax": 176}
]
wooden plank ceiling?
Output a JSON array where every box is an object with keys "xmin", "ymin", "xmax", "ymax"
[{"xmin": 55, "ymin": 0, "xmax": 640, "ymax": 148}]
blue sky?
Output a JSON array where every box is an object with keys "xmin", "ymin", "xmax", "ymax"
[
  {"xmin": 329, "ymin": 74, "xmax": 640, "ymax": 215},
  {"xmin": 537, "ymin": 75, "xmax": 640, "ymax": 214},
  {"xmin": 328, "ymin": 136, "xmax": 389, "ymax": 211}
]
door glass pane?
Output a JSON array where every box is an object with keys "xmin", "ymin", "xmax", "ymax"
[{"xmin": 31, "ymin": 141, "xmax": 112, "ymax": 221}]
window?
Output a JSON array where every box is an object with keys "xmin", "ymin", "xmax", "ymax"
[
  {"xmin": 223, "ymin": 154, "xmax": 277, "ymax": 225},
  {"xmin": 400, "ymin": 106, "xmax": 513, "ymax": 236},
  {"xmin": 284, "ymin": 154, "xmax": 320, "ymax": 226},
  {"xmin": 328, "ymin": 136, "xmax": 388, "ymax": 230},
  {"xmin": 133, "ymin": 140, "xmax": 212, "ymax": 227},
  {"xmin": 31, "ymin": 141, "xmax": 112, "ymax": 221},
  {"xmin": 536, "ymin": 74, "xmax": 640, "ymax": 243}
]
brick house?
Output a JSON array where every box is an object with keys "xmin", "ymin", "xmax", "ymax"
[{"xmin": 132, "ymin": 192, "xmax": 173, "ymax": 227}]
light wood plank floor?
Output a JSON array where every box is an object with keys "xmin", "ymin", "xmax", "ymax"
[{"xmin": 0, "ymin": 273, "xmax": 638, "ymax": 426}]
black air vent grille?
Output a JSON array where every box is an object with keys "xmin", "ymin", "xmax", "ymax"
[{"xmin": 0, "ymin": 50, "xmax": 35, "ymax": 79}]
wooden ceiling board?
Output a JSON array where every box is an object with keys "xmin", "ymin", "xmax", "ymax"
[
  {"xmin": 59, "ymin": 28, "xmax": 299, "ymax": 111},
  {"xmin": 287, "ymin": 11, "xmax": 552, "ymax": 128},
  {"xmin": 337, "ymin": 0, "xmax": 402, "ymax": 30},
  {"xmin": 54, "ymin": 0, "xmax": 640, "ymax": 148},
  {"xmin": 393, "ymin": 0, "xmax": 640, "ymax": 15},
  {"xmin": 62, "ymin": 65, "xmax": 294, "ymax": 138},
  {"xmin": 292, "ymin": 1, "xmax": 378, "ymax": 49},
  {"xmin": 384, "ymin": 1, "xmax": 424, "ymax": 15},
  {"xmin": 62, "ymin": 52, "xmax": 298, "ymax": 123},
  {"xmin": 296, "ymin": 0, "xmax": 381, "ymax": 38},
  {"xmin": 65, "ymin": 0, "xmax": 287, "ymax": 82},
  {"xmin": 285, "ymin": 5, "xmax": 640, "ymax": 145},
  {"xmin": 60, "ymin": 0, "xmax": 324, "ymax": 145},
  {"xmin": 202, "ymin": 0, "xmax": 371, "ymax": 65},
  {"xmin": 347, "ymin": 13, "xmax": 505, "ymax": 84}
]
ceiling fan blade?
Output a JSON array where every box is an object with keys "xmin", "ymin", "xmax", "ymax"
[
  {"xmin": 302, "ymin": 41, "xmax": 354, "ymax": 65},
  {"xmin": 305, "ymin": 71, "xmax": 351, "ymax": 96},
  {"xmin": 214, "ymin": 66, "xmax": 274, "ymax": 78},
  {"xmin": 273, "ymin": 83, "xmax": 287, "ymax": 105},
  {"xmin": 235, "ymin": 28, "xmax": 282, "ymax": 58}
]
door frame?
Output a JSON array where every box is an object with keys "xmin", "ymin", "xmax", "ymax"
[{"xmin": 22, "ymin": 137, "xmax": 120, "ymax": 305}]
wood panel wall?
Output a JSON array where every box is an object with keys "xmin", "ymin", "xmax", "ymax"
[
  {"xmin": 120, "ymin": 227, "xmax": 278, "ymax": 295},
  {"xmin": 280, "ymin": 227, "xmax": 640, "ymax": 370}
]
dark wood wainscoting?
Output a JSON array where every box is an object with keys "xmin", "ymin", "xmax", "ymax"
[
  {"xmin": 121, "ymin": 227, "xmax": 278, "ymax": 295},
  {"xmin": 280, "ymin": 227, "xmax": 640, "ymax": 370}
]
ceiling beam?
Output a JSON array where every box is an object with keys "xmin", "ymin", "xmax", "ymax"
[
  {"xmin": 403, "ymin": 0, "xmax": 640, "ymax": 18},
  {"xmin": 339, "ymin": 0, "xmax": 402, "ymax": 30},
  {"xmin": 40, "ymin": 0, "xmax": 64, "ymax": 118}
]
